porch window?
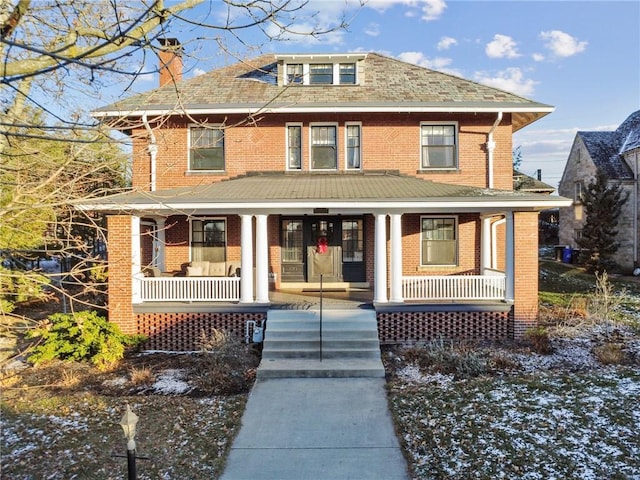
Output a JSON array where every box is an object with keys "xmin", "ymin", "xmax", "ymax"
[
  {"xmin": 309, "ymin": 64, "xmax": 333, "ymax": 84},
  {"xmin": 191, "ymin": 219, "xmax": 226, "ymax": 262},
  {"xmin": 345, "ymin": 124, "xmax": 361, "ymax": 169},
  {"xmin": 286, "ymin": 63, "xmax": 303, "ymax": 84},
  {"xmin": 189, "ymin": 126, "xmax": 224, "ymax": 171},
  {"xmin": 421, "ymin": 124, "xmax": 457, "ymax": 169},
  {"xmin": 421, "ymin": 216, "xmax": 457, "ymax": 266},
  {"xmin": 342, "ymin": 219, "xmax": 363, "ymax": 262},
  {"xmin": 311, "ymin": 125, "xmax": 337, "ymax": 170},
  {"xmin": 282, "ymin": 220, "xmax": 303, "ymax": 263},
  {"xmin": 287, "ymin": 124, "xmax": 302, "ymax": 170}
]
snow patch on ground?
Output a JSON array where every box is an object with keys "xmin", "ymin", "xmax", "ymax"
[{"xmin": 152, "ymin": 369, "xmax": 191, "ymax": 395}]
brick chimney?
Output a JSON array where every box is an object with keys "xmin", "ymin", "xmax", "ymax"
[{"xmin": 158, "ymin": 38, "xmax": 183, "ymax": 87}]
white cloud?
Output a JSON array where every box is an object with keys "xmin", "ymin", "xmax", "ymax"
[
  {"xmin": 540, "ymin": 30, "xmax": 588, "ymax": 57},
  {"xmin": 192, "ymin": 68, "xmax": 206, "ymax": 77},
  {"xmin": 437, "ymin": 36, "xmax": 457, "ymax": 50},
  {"xmin": 364, "ymin": 0, "xmax": 447, "ymax": 21},
  {"xmin": 532, "ymin": 53, "xmax": 545, "ymax": 62},
  {"xmin": 398, "ymin": 51, "xmax": 462, "ymax": 76},
  {"xmin": 474, "ymin": 67, "xmax": 538, "ymax": 97},
  {"xmin": 485, "ymin": 34, "xmax": 520, "ymax": 59},
  {"xmin": 364, "ymin": 22, "xmax": 381, "ymax": 37}
]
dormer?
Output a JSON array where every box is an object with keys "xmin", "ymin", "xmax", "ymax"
[{"xmin": 275, "ymin": 53, "xmax": 367, "ymax": 86}]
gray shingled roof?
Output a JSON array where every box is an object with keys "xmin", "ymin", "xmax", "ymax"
[
  {"xmin": 578, "ymin": 110, "xmax": 639, "ymax": 180},
  {"xmin": 94, "ymin": 52, "xmax": 552, "ymax": 131},
  {"xmin": 81, "ymin": 172, "xmax": 568, "ymax": 211}
]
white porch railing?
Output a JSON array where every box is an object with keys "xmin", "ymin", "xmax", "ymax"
[
  {"xmin": 137, "ymin": 276, "xmax": 241, "ymax": 302},
  {"xmin": 402, "ymin": 274, "xmax": 506, "ymax": 301}
]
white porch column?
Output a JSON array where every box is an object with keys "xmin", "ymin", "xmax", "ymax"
[
  {"xmin": 481, "ymin": 216, "xmax": 492, "ymax": 274},
  {"xmin": 374, "ymin": 213, "xmax": 388, "ymax": 303},
  {"xmin": 131, "ymin": 216, "xmax": 142, "ymax": 304},
  {"xmin": 505, "ymin": 211, "xmax": 515, "ymax": 302},
  {"xmin": 255, "ymin": 214, "xmax": 269, "ymax": 304},
  {"xmin": 390, "ymin": 213, "xmax": 403, "ymax": 303},
  {"xmin": 240, "ymin": 214, "xmax": 254, "ymax": 303},
  {"xmin": 155, "ymin": 218, "xmax": 166, "ymax": 272}
]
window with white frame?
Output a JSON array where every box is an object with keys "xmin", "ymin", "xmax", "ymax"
[
  {"xmin": 191, "ymin": 219, "xmax": 226, "ymax": 262},
  {"xmin": 287, "ymin": 124, "xmax": 302, "ymax": 170},
  {"xmin": 309, "ymin": 64, "xmax": 333, "ymax": 84},
  {"xmin": 339, "ymin": 63, "xmax": 356, "ymax": 84},
  {"xmin": 345, "ymin": 124, "xmax": 361, "ymax": 169},
  {"xmin": 189, "ymin": 126, "xmax": 224, "ymax": 171},
  {"xmin": 311, "ymin": 125, "xmax": 337, "ymax": 170},
  {"xmin": 421, "ymin": 216, "xmax": 457, "ymax": 266},
  {"xmin": 421, "ymin": 123, "xmax": 457, "ymax": 169},
  {"xmin": 286, "ymin": 64, "xmax": 303, "ymax": 84}
]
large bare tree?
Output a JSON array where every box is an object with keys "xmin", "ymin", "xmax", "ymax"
[{"xmin": 0, "ymin": 0, "xmax": 352, "ymax": 336}]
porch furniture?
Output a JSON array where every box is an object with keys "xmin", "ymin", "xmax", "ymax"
[{"xmin": 187, "ymin": 261, "xmax": 240, "ymax": 277}]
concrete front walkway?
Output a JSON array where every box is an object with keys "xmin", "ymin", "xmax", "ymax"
[{"xmin": 219, "ymin": 378, "xmax": 410, "ymax": 480}]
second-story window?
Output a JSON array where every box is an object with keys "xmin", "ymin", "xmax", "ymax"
[
  {"xmin": 421, "ymin": 124, "xmax": 457, "ymax": 169},
  {"xmin": 311, "ymin": 125, "xmax": 337, "ymax": 170},
  {"xmin": 189, "ymin": 126, "xmax": 224, "ymax": 171},
  {"xmin": 287, "ymin": 124, "xmax": 302, "ymax": 170},
  {"xmin": 309, "ymin": 64, "xmax": 333, "ymax": 84},
  {"xmin": 346, "ymin": 124, "xmax": 361, "ymax": 169},
  {"xmin": 574, "ymin": 181, "xmax": 584, "ymax": 202}
]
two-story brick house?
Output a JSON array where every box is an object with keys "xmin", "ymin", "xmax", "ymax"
[{"xmin": 82, "ymin": 45, "xmax": 571, "ymax": 350}]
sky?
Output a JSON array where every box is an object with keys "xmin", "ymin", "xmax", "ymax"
[{"xmin": 130, "ymin": 0, "xmax": 640, "ymax": 190}]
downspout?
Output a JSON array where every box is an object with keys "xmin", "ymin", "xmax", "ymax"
[
  {"xmin": 635, "ymin": 152, "xmax": 639, "ymax": 273},
  {"xmin": 487, "ymin": 111, "xmax": 503, "ymax": 189},
  {"xmin": 142, "ymin": 113, "xmax": 157, "ymax": 191}
]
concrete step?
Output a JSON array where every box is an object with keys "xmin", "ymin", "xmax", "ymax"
[
  {"xmin": 259, "ymin": 309, "xmax": 384, "ymax": 378},
  {"xmin": 262, "ymin": 347, "xmax": 381, "ymax": 360},
  {"xmin": 257, "ymin": 358, "xmax": 386, "ymax": 379}
]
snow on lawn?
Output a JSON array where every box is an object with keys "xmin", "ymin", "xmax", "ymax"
[{"xmin": 390, "ymin": 334, "xmax": 640, "ymax": 480}]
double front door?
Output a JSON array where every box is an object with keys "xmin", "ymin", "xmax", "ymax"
[{"xmin": 280, "ymin": 216, "xmax": 365, "ymax": 283}]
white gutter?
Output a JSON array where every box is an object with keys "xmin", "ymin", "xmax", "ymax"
[
  {"xmin": 92, "ymin": 105, "xmax": 553, "ymax": 119},
  {"xmin": 142, "ymin": 113, "xmax": 158, "ymax": 191},
  {"xmin": 486, "ymin": 111, "xmax": 503, "ymax": 189}
]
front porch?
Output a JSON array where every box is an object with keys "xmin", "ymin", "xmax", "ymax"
[{"xmin": 133, "ymin": 272, "xmax": 508, "ymax": 304}]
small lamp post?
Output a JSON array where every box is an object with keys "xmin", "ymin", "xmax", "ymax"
[{"xmin": 119, "ymin": 404, "xmax": 138, "ymax": 480}]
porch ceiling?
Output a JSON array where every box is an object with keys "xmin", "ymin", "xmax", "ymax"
[{"xmin": 77, "ymin": 171, "xmax": 571, "ymax": 214}]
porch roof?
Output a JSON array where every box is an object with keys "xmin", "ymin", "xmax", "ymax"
[{"xmin": 79, "ymin": 172, "xmax": 571, "ymax": 214}]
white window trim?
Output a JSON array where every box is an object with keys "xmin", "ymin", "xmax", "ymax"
[
  {"xmin": 309, "ymin": 122, "xmax": 339, "ymax": 171},
  {"xmin": 344, "ymin": 122, "xmax": 362, "ymax": 170},
  {"xmin": 286, "ymin": 122, "xmax": 303, "ymax": 171},
  {"xmin": 419, "ymin": 121, "xmax": 459, "ymax": 171},
  {"xmin": 187, "ymin": 123, "xmax": 225, "ymax": 173},
  {"xmin": 189, "ymin": 217, "xmax": 227, "ymax": 262},
  {"xmin": 419, "ymin": 215, "xmax": 459, "ymax": 267}
]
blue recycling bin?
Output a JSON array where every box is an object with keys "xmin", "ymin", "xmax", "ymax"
[{"xmin": 562, "ymin": 246, "xmax": 573, "ymax": 263}]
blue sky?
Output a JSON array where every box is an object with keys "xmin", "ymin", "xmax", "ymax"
[{"xmin": 135, "ymin": 0, "xmax": 640, "ymax": 189}]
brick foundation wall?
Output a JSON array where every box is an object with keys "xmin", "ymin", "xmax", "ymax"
[
  {"xmin": 137, "ymin": 312, "xmax": 266, "ymax": 351},
  {"xmin": 377, "ymin": 310, "xmax": 513, "ymax": 343}
]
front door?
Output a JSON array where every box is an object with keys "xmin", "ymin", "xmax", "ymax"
[{"xmin": 280, "ymin": 216, "xmax": 365, "ymax": 283}]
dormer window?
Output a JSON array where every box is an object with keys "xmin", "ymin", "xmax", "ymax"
[
  {"xmin": 286, "ymin": 64, "xmax": 303, "ymax": 84},
  {"xmin": 339, "ymin": 63, "xmax": 356, "ymax": 84},
  {"xmin": 278, "ymin": 54, "xmax": 365, "ymax": 86},
  {"xmin": 309, "ymin": 64, "xmax": 333, "ymax": 84}
]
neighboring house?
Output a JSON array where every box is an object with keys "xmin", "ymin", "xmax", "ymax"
[
  {"xmin": 558, "ymin": 111, "xmax": 640, "ymax": 273},
  {"xmin": 81, "ymin": 44, "xmax": 571, "ymax": 350}
]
